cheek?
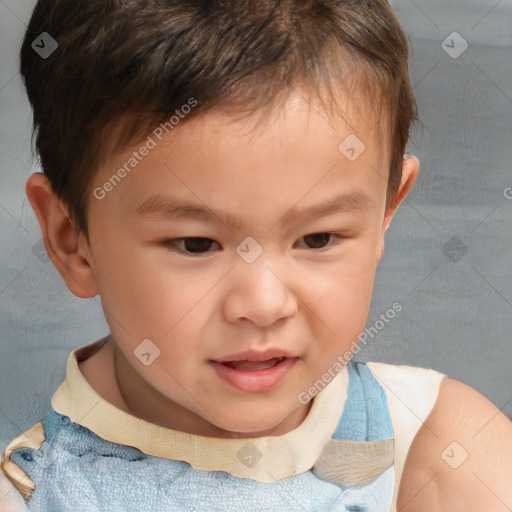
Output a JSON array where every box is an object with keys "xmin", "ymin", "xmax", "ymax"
[
  {"xmin": 302, "ymin": 244, "xmax": 378, "ymax": 344},
  {"xmin": 111, "ymin": 266, "xmax": 213, "ymax": 341},
  {"xmin": 98, "ymin": 260, "xmax": 209, "ymax": 383}
]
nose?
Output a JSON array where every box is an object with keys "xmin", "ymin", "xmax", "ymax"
[{"xmin": 222, "ymin": 258, "xmax": 298, "ymax": 328}]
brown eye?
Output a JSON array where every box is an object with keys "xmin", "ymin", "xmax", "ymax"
[
  {"xmin": 299, "ymin": 233, "xmax": 334, "ymax": 249},
  {"xmin": 182, "ymin": 237, "xmax": 215, "ymax": 253},
  {"xmin": 161, "ymin": 237, "xmax": 220, "ymax": 254}
]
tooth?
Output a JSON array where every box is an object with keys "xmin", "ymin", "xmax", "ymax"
[{"xmin": 227, "ymin": 357, "xmax": 285, "ymax": 370}]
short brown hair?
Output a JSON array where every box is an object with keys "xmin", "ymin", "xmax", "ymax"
[{"xmin": 20, "ymin": 0, "xmax": 418, "ymax": 242}]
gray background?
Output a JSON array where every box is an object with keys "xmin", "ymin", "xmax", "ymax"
[{"xmin": 1, "ymin": 0, "xmax": 511, "ymax": 450}]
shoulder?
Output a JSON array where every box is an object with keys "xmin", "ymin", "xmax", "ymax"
[
  {"xmin": 397, "ymin": 377, "xmax": 512, "ymax": 511},
  {"xmin": 365, "ymin": 361, "xmax": 447, "ymax": 510},
  {"xmin": 365, "ymin": 360, "xmax": 446, "ymax": 404},
  {"xmin": 364, "ymin": 361, "xmax": 447, "ymax": 447}
]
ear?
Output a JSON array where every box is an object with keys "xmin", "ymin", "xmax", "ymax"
[
  {"xmin": 25, "ymin": 173, "xmax": 98, "ymax": 298},
  {"xmin": 376, "ymin": 155, "xmax": 420, "ymax": 262}
]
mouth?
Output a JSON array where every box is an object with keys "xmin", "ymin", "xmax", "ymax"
[
  {"xmin": 220, "ymin": 356, "xmax": 287, "ymax": 371},
  {"xmin": 209, "ymin": 356, "xmax": 298, "ymax": 392}
]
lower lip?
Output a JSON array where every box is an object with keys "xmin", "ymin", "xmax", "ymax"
[{"xmin": 209, "ymin": 357, "xmax": 298, "ymax": 392}]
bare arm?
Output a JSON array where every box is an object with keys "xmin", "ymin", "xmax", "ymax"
[{"xmin": 397, "ymin": 378, "xmax": 512, "ymax": 512}]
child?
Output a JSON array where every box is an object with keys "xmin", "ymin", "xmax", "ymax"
[{"xmin": 1, "ymin": 0, "xmax": 511, "ymax": 510}]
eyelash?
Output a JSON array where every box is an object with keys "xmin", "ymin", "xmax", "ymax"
[{"xmin": 159, "ymin": 233, "xmax": 343, "ymax": 256}]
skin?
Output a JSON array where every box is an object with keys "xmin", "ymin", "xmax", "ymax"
[
  {"xmin": 25, "ymin": 88, "xmax": 512, "ymax": 509},
  {"xmin": 397, "ymin": 378, "xmax": 512, "ymax": 511}
]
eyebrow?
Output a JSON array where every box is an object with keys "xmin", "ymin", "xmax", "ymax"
[{"xmin": 134, "ymin": 191, "xmax": 375, "ymax": 231}]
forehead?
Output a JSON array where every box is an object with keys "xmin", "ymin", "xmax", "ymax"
[
  {"xmin": 187, "ymin": 84, "xmax": 390, "ymax": 161},
  {"xmin": 91, "ymin": 87, "xmax": 391, "ymax": 227}
]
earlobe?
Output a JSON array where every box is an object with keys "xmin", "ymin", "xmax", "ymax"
[
  {"xmin": 376, "ymin": 155, "xmax": 420, "ymax": 262},
  {"xmin": 25, "ymin": 173, "xmax": 98, "ymax": 298}
]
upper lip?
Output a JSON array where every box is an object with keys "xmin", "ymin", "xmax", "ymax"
[{"xmin": 213, "ymin": 349, "xmax": 297, "ymax": 362}]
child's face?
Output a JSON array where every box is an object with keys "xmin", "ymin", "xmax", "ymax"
[{"xmin": 80, "ymin": 89, "xmax": 417, "ymax": 436}]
